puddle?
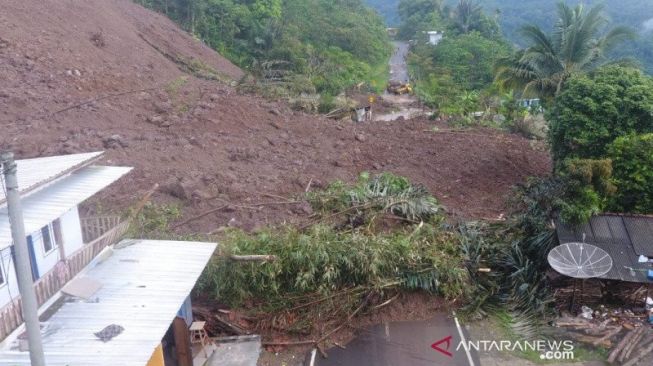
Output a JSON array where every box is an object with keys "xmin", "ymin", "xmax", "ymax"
[{"xmin": 375, "ymin": 108, "xmax": 425, "ymax": 122}]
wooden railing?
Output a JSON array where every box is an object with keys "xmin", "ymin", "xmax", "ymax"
[
  {"xmin": 0, "ymin": 220, "xmax": 129, "ymax": 341},
  {"xmin": 80, "ymin": 216, "xmax": 122, "ymax": 243}
]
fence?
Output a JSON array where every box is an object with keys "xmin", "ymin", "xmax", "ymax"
[
  {"xmin": 80, "ymin": 216, "xmax": 122, "ymax": 243},
  {"xmin": 0, "ymin": 219, "xmax": 129, "ymax": 341}
]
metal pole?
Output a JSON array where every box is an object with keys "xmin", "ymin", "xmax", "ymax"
[{"xmin": 1, "ymin": 152, "xmax": 46, "ymax": 366}]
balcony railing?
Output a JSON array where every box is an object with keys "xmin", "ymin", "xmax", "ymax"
[{"xmin": 0, "ymin": 217, "xmax": 129, "ymax": 341}]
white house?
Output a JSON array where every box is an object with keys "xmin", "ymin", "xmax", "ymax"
[
  {"xmin": 427, "ymin": 31, "xmax": 443, "ymax": 45},
  {"xmin": 0, "ymin": 239, "xmax": 218, "ymax": 366},
  {"xmin": 0, "ymin": 152, "xmax": 131, "ymax": 312}
]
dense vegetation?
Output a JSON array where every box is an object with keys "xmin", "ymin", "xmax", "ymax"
[
  {"xmin": 366, "ymin": 0, "xmax": 653, "ymax": 73},
  {"xmin": 135, "ymin": 0, "xmax": 392, "ymax": 106},
  {"xmin": 495, "ymin": 3, "xmax": 634, "ymax": 102},
  {"xmin": 546, "ymin": 66, "xmax": 653, "ymax": 216},
  {"xmin": 400, "ymin": 0, "xmax": 511, "ymax": 115}
]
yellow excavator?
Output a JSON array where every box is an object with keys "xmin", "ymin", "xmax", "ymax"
[{"xmin": 387, "ymin": 80, "xmax": 412, "ymax": 95}]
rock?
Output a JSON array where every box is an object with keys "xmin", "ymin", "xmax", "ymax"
[
  {"xmin": 73, "ymin": 69, "xmax": 81, "ymax": 77},
  {"xmin": 197, "ymin": 101, "xmax": 214, "ymax": 109},
  {"xmin": 188, "ymin": 137, "xmax": 202, "ymax": 147},
  {"xmin": 191, "ymin": 189, "xmax": 211, "ymax": 201},
  {"xmin": 146, "ymin": 115, "xmax": 164, "ymax": 126},
  {"xmin": 269, "ymin": 108, "xmax": 282, "ymax": 116},
  {"xmin": 291, "ymin": 201, "xmax": 314, "ymax": 216},
  {"xmin": 269, "ymin": 121, "xmax": 282, "ymax": 130},
  {"xmin": 102, "ymin": 134, "xmax": 128, "ymax": 149},
  {"xmin": 354, "ymin": 133, "xmax": 366, "ymax": 142},
  {"xmin": 372, "ymin": 162, "xmax": 382, "ymax": 170},
  {"xmin": 162, "ymin": 179, "xmax": 195, "ymax": 200},
  {"xmin": 227, "ymin": 217, "xmax": 241, "ymax": 228},
  {"xmin": 152, "ymin": 101, "xmax": 172, "ymax": 114},
  {"xmin": 334, "ymin": 154, "xmax": 352, "ymax": 167},
  {"xmin": 208, "ymin": 94, "xmax": 220, "ymax": 102}
]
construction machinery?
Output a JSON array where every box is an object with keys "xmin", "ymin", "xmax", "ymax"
[{"xmin": 387, "ymin": 81, "xmax": 412, "ymax": 95}]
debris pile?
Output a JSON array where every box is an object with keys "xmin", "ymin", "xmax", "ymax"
[{"xmin": 554, "ymin": 304, "xmax": 653, "ymax": 365}]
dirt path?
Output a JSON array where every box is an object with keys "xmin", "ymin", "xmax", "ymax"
[
  {"xmin": 389, "ymin": 41, "xmax": 410, "ymax": 84},
  {"xmin": 375, "ymin": 41, "xmax": 428, "ymax": 121}
]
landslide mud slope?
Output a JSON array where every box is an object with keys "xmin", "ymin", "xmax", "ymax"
[{"xmin": 0, "ymin": 0, "xmax": 551, "ymax": 232}]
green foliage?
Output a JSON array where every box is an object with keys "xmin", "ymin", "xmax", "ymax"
[
  {"xmin": 495, "ymin": 2, "xmax": 635, "ymax": 101},
  {"xmin": 198, "ymin": 223, "xmax": 467, "ymax": 311},
  {"xmin": 433, "ymin": 32, "xmax": 510, "ymax": 90},
  {"xmin": 307, "ymin": 173, "xmax": 440, "ymax": 222},
  {"xmin": 396, "ymin": 0, "xmax": 510, "ymax": 115},
  {"xmin": 408, "ymin": 32, "xmax": 510, "ymax": 113},
  {"xmin": 547, "ymin": 66, "xmax": 653, "ymax": 163},
  {"xmin": 459, "ymin": 223, "xmax": 556, "ymax": 324},
  {"xmin": 513, "ymin": 159, "xmax": 614, "ymax": 227},
  {"xmin": 545, "ymin": 66, "xmax": 653, "ymax": 216},
  {"xmin": 127, "ymin": 203, "xmax": 182, "ymax": 239},
  {"xmin": 557, "ymin": 159, "xmax": 615, "ymax": 224},
  {"xmin": 135, "ymin": 0, "xmax": 392, "ymax": 101},
  {"xmin": 607, "ymin": 133, "xmax": 653, "ymax": 213}
]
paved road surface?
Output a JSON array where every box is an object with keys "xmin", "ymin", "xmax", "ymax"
[
  {"xmin": 315, "ymin": 313, "xmax": 479, "ymax": 366},
  {"xmin": 389, "ymin": 41, "xmax": 410, "ymax": 84}
]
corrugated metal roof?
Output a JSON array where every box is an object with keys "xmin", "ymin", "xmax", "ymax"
[
  {"xmin": 0, "ymin": 165, "xmax": 132, "ymax": 250},
  {"xmin": 0, "ymin": 239, "xmax": 217, "ymax": 366},
  {"xmin": 556, "ymin": 215, "xmax": 653, "ymax": 282},
  {"xmin": 0, "ymin": 152, "xmax": 104, "ymax": 205}
]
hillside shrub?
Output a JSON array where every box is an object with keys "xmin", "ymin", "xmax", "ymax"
[
  {"xmin": 607, "ymin": 133, "xmax": 653, "ymax": 213},
  {"xmin": 547, "ymin": 66, "xmax": 653, "ymax": 163}
]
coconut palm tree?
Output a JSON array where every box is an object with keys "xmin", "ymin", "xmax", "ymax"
[
  {"xmin": 495, "ymin": 2, "xmax": 634, "ymax": 101},
  {"xmin": 451, "ymin": 0, "xmax": 483, "ymax": 34}
]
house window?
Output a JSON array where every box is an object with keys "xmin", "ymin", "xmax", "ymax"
[{"xmin": 41, "ymin": 225, "xmax": 54, "ymax": 254}]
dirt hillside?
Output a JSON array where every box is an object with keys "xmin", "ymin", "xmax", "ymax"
[{"xmin": 0, "ymin": 0, "xmax": 551, "ymax": 233}]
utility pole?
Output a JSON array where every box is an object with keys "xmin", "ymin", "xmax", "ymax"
[{"xmin": 0, "ymin": 152, "xmax": 46, "ymax": 366}]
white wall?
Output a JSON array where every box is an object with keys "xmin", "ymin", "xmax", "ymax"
[
  {"xmin": 0, "ymin": 248, "xmax": 21, "ymax": 309},
  {"xmin": 0, "ymin": 206, "xmax": 84, "ymax": 309},
  {"xmin": 29, "ymin": 225, "xmax": 61, "ymax": 280},
  {"xmin": 60, "ymin": 206, "xmax": 84, "ymax": 255}
]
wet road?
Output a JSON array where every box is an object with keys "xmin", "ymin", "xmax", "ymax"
[
  {"xmin": 389, "ymin": 41, "xmax": 409, "ymax": 84},
  {"xmin": 315, "ymin": 313, "xmax": 479, "ymax": 366}
]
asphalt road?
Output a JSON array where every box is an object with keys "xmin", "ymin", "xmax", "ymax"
[
  {"xmin": 389, "ymin": 41, "xmax": 410, "ymax": 84},
  {"xmin": 315, "ymin": 313, "xmax": 480, "ymax": 366}
]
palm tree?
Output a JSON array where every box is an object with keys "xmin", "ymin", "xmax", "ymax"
[
  {"xmin": 495, "ymin": 2, "xmax": 634, "ymax": 100},
  {"xmin": 451, "ymin": 0, "xmax": 483, "ymax": 34}
]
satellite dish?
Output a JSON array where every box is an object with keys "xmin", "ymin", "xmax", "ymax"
[{"xmin": 548, "ymin": 242, "xmax": 613, "ymax": 279}]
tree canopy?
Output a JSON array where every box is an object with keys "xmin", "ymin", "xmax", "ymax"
[
  {"xmin": 136, "ymin": 0, "xmax": 392, "ymax": 97},
  {"xmin": 495, "ymin": 3, "xmax": 634, "ymax": 101},
  {"xmin": 546, "ymin": 66, "xmax": 653, "ymax": 215}
]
